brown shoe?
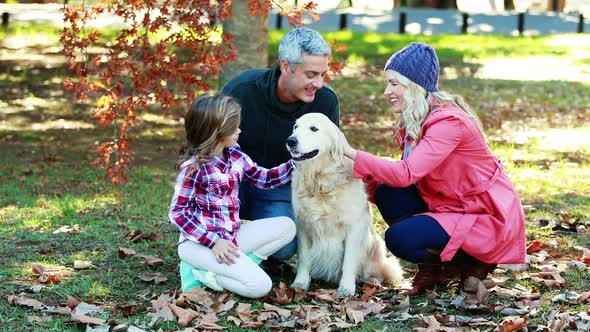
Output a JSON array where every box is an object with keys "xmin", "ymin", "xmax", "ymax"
[
  {"xmin": 461, "ymin": 262, "xmax": 496, "ymax": 283},
  {"xmin": 405, "ymin": 263, "xmax": 441, "ymax": 295}
]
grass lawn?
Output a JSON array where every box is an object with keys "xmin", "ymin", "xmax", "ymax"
[{"xmin": 1, "ymin": 24, "xmax": 590, "ymax": 331}]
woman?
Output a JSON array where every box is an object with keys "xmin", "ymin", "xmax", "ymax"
[{"xmin": 339, "ymin": 42, "xmax": 526, "ymax": 294}]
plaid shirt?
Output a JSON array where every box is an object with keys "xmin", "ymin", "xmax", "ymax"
[{"xmin": 169, "ymin": 145, "xmax": 295, "ymax": 249}]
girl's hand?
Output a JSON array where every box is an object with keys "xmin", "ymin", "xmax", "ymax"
[
  {"xmin": 338, "ymin": 129, "xmax": 357, "ymax": 160},
  {"xmin": 212, "ymin": 239, "xmax": 240, "ymax": 265}
]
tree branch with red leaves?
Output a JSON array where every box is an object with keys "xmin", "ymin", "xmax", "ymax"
[{"xmin": 61, "ymin": 0, "xmax": 344, "ymax": 185}]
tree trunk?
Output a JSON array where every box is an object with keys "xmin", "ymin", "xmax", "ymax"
[{"xmin": 219, "ymin": 1, "xmax": 269, "ymax": 88}]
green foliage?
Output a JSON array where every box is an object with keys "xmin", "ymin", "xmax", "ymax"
[{"xmin": 269, "ymin": 31, "xmax": 588, "ymax": 67}]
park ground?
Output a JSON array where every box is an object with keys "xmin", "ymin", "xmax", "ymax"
[{"xmin": 1, "ymin": 25, "xmax": 590, "ymax": 331}]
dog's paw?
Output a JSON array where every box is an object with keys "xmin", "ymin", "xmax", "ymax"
[
  {"xmin": 291, "ymin": 275, "xmax": 310, "ymax": 291},
  {"xmin": 338, "ymin": 282, "xmax": 356, "ymax": 298}
]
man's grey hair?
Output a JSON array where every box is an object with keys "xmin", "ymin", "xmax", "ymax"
[{"xmin": 278, "ymin": 27, "xmax": 331, "ymax": 69}]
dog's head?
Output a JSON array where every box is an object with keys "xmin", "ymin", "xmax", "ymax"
[{"xmin": 286, "ymin": 113, "xmax": 343, "ymax": 163}]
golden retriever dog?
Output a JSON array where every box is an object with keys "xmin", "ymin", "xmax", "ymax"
[{"xmin": 286, "ymin": 113, "xmax": 403, "ymax": 297}]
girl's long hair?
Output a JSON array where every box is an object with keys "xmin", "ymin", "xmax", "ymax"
[
  {"xmin": 391, "ymin": 71, "xmax": 483, "ymax": 148},
  {"xmin": 176, "ymin": 94, "xmax": 241, "ymax": 171}
]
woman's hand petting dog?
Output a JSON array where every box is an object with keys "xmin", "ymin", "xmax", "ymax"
[
  {"xmin": 212, "ymin": 239, "xmax": 240, "ymax": 265},
  {"xmin": 338, "ymin": 129, "xmax": 357, "ymax": 160}
]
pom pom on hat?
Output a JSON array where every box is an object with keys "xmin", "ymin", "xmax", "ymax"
[{"xmin": 384, "ymin": 42, "xmax": 439, "ymax": 92}]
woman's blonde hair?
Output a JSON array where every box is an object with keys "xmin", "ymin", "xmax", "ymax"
[
  {"xmin": 390, "ymin": 70, "xmax": 484, "ymax": 148},
  {"xmin": 177, "ymin": 94, "xmax": 241, "ymax": 171}
]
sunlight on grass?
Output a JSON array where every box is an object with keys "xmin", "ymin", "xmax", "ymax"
[
  {"xmin": 0, "ymin": 193, "xmax": 120, "ymax": 233},
  {"xmin": 138, "ymin": 112, "xmax": 183, "ymax": 126},
  {"xmin": 545, "ymin": 34, "xmax": 590, "ymax": 48},
  {"xmin": 87, "ymin": 281, "xmax": 111, "ymax": 298}
]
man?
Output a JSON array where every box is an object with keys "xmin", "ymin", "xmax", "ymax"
[{"xmin": 221, "ymin": 27, "xmax": 340, "ymax": 270}]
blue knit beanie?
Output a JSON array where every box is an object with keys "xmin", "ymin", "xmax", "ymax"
[{"xmin": 384, "ymin": 42, "xmax": 439, "ymax": 92}]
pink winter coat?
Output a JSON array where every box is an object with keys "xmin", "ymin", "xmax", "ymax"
[{"xmin": 353, "ymin": 103, "xmax": 526, "ymax": 264}]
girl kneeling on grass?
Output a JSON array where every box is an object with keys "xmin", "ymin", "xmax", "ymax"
[{"xmin": 169, "ymin": 94, "xmax": 296, "ymax": 298}]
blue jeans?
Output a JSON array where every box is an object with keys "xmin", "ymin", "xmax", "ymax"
[
  {"xmin": 239, "ymin": 182, "xmax": 297, "ymax": 261},
  {"xmin": 375, "ymin": 184, "xmax": 450, "ymax": 263}
]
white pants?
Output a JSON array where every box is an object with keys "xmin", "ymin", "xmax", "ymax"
[{"xmin": 178, "ymin": 217, "xmax": 296, "ymax": 298}]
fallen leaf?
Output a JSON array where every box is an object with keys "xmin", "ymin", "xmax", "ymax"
[
  {"xmin": 210, "ymin": 298, "xmax": 236, "ymax": 314},
  {"xmin": 198, "ymin": 321, "xmax": 226, "ymax": 330},
  {"xmin": 552, "ymin": 291, "xmax": 582, "ymax": 304},
  {"xmin": 8, "ymin": 294, "xmax": 46, "ymax": 310},
  {"xmin": 526, "ymin": 241, "xmax": 542, "ymax": 254},
  {"xmin": 236, "ymin": 303, "xmax": 253, "ymax": 322},
  {"xmin": 114, "ymin": 302, "xmax": 138, "ymax": 317},
  {"xmin": 263, "ymin": 303, "xmax": 291, "ymax": 318},
  {"xmin": 31, "ymin": 264, "xmax": 46, "ymax": 275},
  {"xmin": 40, "ymin": 306, "xmax": 72, "ymax": 315},
  {"xmin": 72, "ymin": 302, "xmax": 104, "ymax": 316},
  {"xmin": 578, "ymin": 291, "xmax": 590, "ymax": 303},
  {"xmin": 31, "ymin": 264, "xmax": 65, "ymax": 284},
  {"xmin": 577, "ymin": 255, "xmax": 590, "ymax": 265},
  {"xmin": 482, "ymin": 276, "xmax": 510, "ymax": 288},
  {"xmin": 30, "ymin": 285, "xmax": 46, "ymax": 293},
  {"xmin": 310, "ymin": 289, "xmax": 339, "ymax": 303},
  {"xmin": 269, "ymin": 281, "xmax": 293, "ymax": 305},
  {"xmin": 293, "ymin": 286, "xmax": 310, "ymax": 302},
  {"xmin": 179, "ymin": 287, "xmax": 215, "ymax": 308},
  {"xmin": 495, "ymin": 316, "xmax": 527, "ymax": 332},
  {"xmin": 227, "ymin": 315, "xmax": 241, "ymax": 327},
  {"xmin": 73, "ymin": 260, "xmax": 95, "ymax": 269},
  {"xmin": 415, "ymin": 315, "xmax": 442, "ymax": 331},
  {"xmin": 53, "ymin": 224, "xmax": 80, "ymax": 234},
  {"xmin": 361, "ymin": 283, "xmax": 387, "ymax": 301},
  {"xmin": 147, "ymin": 293, "xmax": 175, "ymax": 328},
  {"xmin": 169, "ymin": 303, "xmax": 198, "ymax": 327},
  {"xmin": 345, "ymin": 299, "xmax": 382, "ymax": 316},
  {"xmin": 70, "ymin": 313, "xmax": 105, "ymax": 325},
  {"xmin": 135, "ymin": 254, "xmax": 164, "ymax": 268},
  {"xmin": 498, "ymin": 308, "xmax": 530, "ymax": 316},
  {"xmin": 118, "ymin": 247, "xmax": 136, "ymax": 256},
  {"xmin": 66, "ymin": 295, "xmax": 81, "ymax": 309},
  {"xmin": 138, "ymin": 272, "xmax": 168, "ymax": 284},
  {"xmin": 127, "ymin": 230, "xmax": 162, "ymax": 242},
  {"xmin": 346, "ymin": 308, "xmax": 365, "ymax": 324},
  {"xmin": 462, "ymin": 277, "xmax": 490, "ymax": 305}
]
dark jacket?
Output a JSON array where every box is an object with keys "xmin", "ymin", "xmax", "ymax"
[{"xmin": 221, "ymin": 67, "xmax": 340, "ymax": 168}]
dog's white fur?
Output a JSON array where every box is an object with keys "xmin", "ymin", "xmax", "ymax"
[{"xmin": 287, "ymin": 113, "xmax": 403, "ymax": 297}]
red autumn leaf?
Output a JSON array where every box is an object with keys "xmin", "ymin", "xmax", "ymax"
[
  {"xmin": 496, "ymin": 317, "xmax": 527, "ymax": 332},
  {"xmin": 526, "ymin": 241, "xmax": 542, "ymax": 254}
]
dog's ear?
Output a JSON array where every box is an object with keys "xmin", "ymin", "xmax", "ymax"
[{"xmin": 330, "ymin": 123, "xmax": 344, "ymax": 162}]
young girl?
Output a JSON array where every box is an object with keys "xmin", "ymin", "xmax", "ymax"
[{"xmin": 169, "ymin": 94, "xmax": 296, "ymax": 299}]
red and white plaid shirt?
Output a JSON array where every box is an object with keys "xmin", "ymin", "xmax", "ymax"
[{"xmin": 169, "ymin": 145, "xmax": 295, "ymax": 249}]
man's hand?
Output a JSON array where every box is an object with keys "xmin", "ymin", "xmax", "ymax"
[
  {"xmin": 212, "ymin": 239, "xmax": 240, "ymax": 265},
  {"xmin": 338, "ymin": 129, "xmax": 357, "ymax": 160}
]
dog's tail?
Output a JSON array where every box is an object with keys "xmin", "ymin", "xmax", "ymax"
[{"xmin": 381, "ymin": 255, "xmax": 404, "ymax": 285}]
